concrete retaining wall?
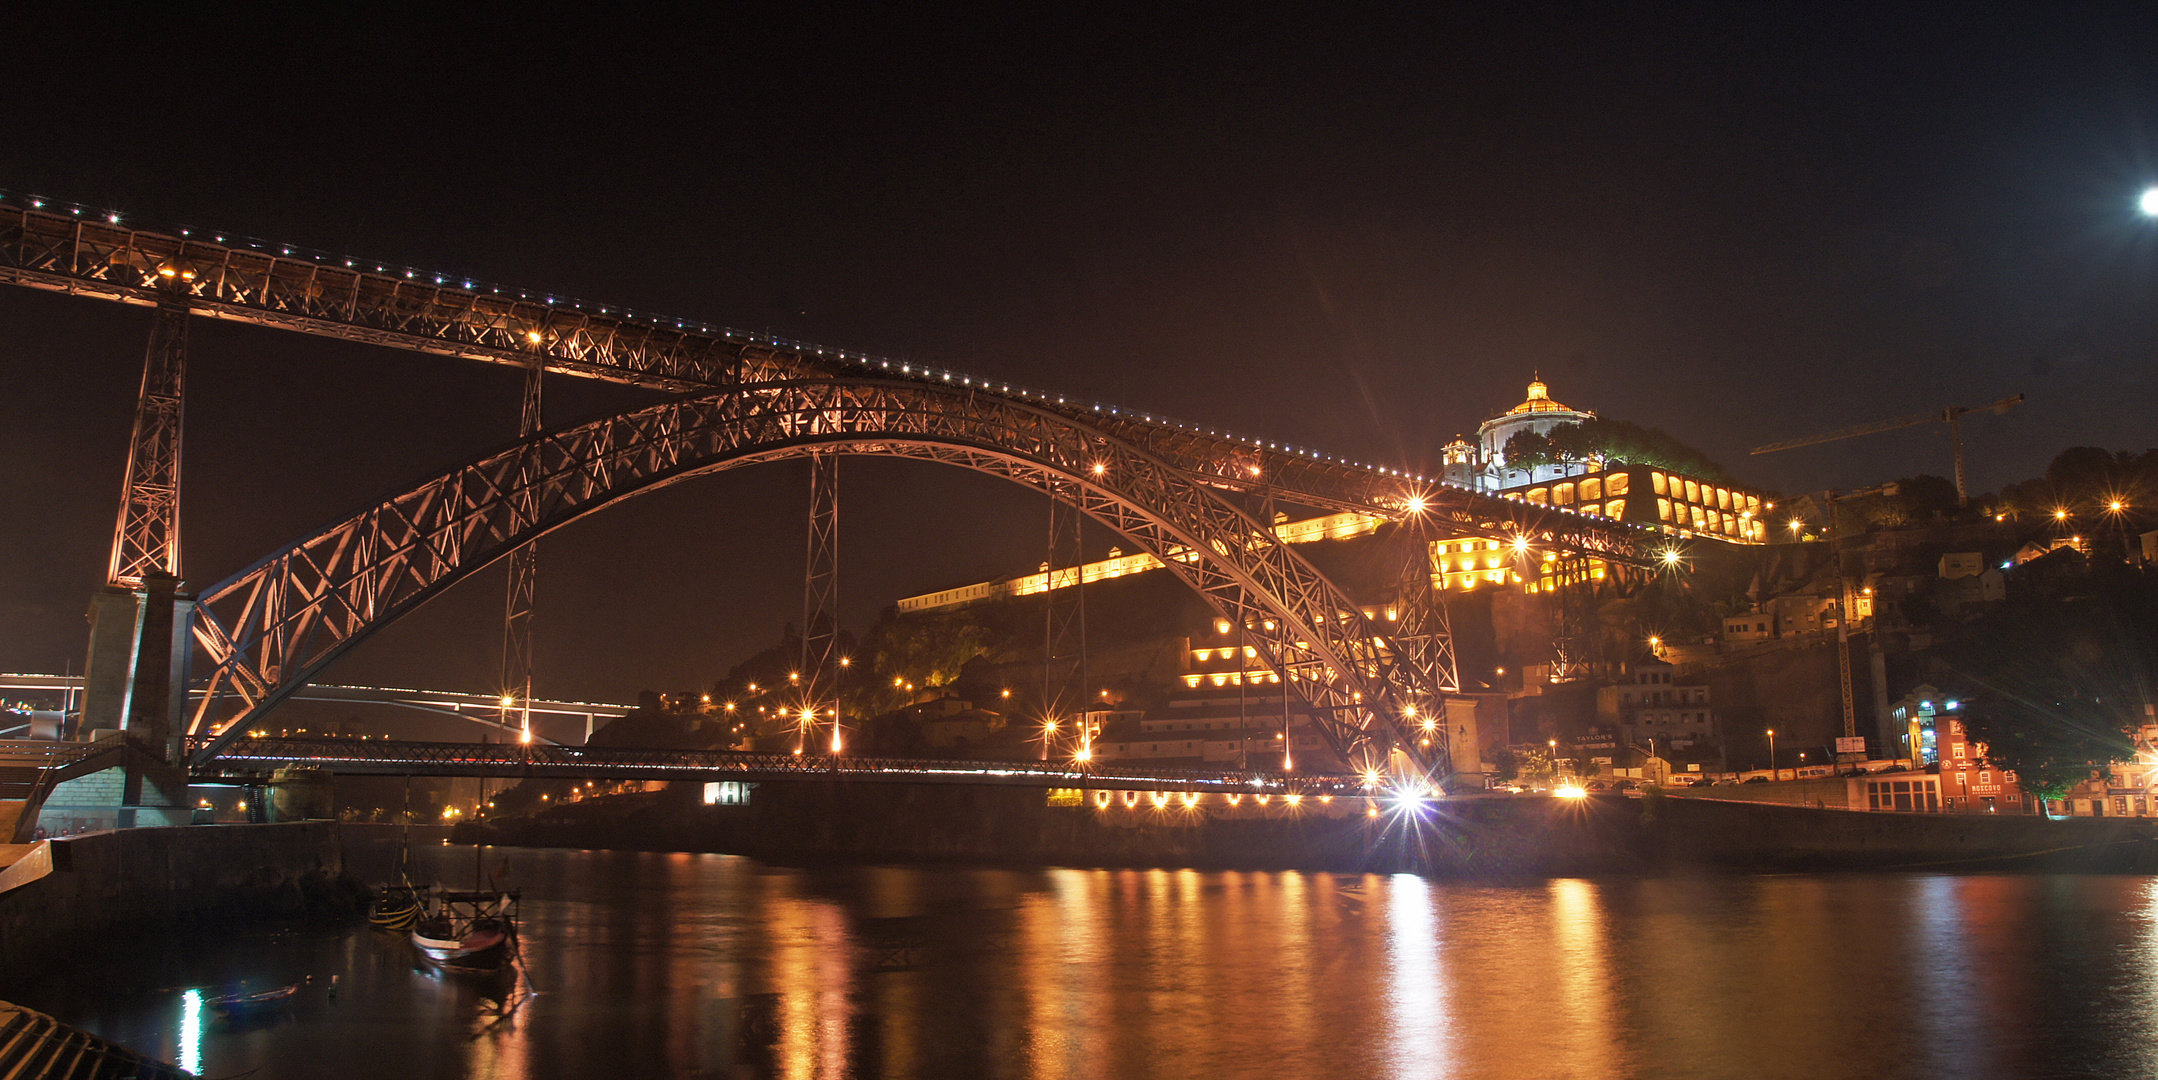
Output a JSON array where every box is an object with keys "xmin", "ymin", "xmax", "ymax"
[
  {"xmin": 465, "ymin": 783, "xmax": 2158, "ymax": 877},
  {"xmin": 0, "ymin": 823, "xmax": 361, "ymax": 982}
]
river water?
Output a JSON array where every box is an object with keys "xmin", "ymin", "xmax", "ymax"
[{"xmin": 11, "ymin": 845, "xmax": 2158, "ymax": 1079}]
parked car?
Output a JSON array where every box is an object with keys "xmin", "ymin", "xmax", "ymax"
[{"xmin": 1742, "ymin": 776, "xmax": 1769, "ymax": 784}]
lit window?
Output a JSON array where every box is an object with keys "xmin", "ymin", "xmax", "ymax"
[
  {"xmin": 1528, "ymin": 487, "xmax": 1549, "ymax": 505},
  {"xmin": 1607, "ymin": 473, "xmax": 1629, "ymax": 497},
  {"xmin": 1606, "ymin": 499, "xmax": 1625, "ymax": 519},
  {"xmin": 1554, "ymin": 482, "xmax": 1575, "ymax": 506},
  {"xmin": 1658, "ymin": 498, "xmax": 1672, "ymax": 521},
  {"xmin": 1651, "ymin": 472, "xmax": 1668, "ymax": 495},
  {"xmin": 1580, "ymin": 477, "xmax": 1603, "ymax": 501},
  {"xmin": 1685, "ymin": 479, "xmax": 1700, "ymax": 504}
]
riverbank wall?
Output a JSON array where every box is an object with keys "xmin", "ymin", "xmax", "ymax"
[
  {"xmin": 0, "ymin": 823, "xmax": 371, "ymax": 980},
  {"xmin": 463, "ymin": 782, "xmax": 2158, "ymax": 876}
]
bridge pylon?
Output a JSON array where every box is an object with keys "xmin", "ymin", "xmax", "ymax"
[
  {"xmin": 500, "ymin": 358, "xmax": 544, "ymax": 742},
  {"xmin": 66, "ymin": 293, "xmax": 196, "ymax": 831},
  {"xmin": 81, "ymin": 294, "xmax": 193, "ymax": 756},
  {"xmin": 799, "ymin": 452, "xmax": 841, "ymax": 752}
]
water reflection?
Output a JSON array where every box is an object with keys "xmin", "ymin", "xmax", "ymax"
[
  {"xmin": 1384, "ymin": 874, "xmax": 1451, "ymax": 1077},
  {"xmin": 14, "ymin": 847, "xmax": 2158, "ymax": 1079}
]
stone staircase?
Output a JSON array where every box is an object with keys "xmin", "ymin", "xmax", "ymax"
[{"xmin": 0, "ymin": 737, "xmax": 134, "ymax": 843}]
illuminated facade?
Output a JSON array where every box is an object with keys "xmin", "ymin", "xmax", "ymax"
[
  {"xmin": 1496, "ymin": 465, "xmax": 1768, "ymax": 544},
  {"xmin": 1446, "ymin": 377, "xmax": 1597, "ymax": 491},
  {"xmin": 1441, "ymin": 378, "xmax": 1770, "ymax": 546},
  {"xmin": 899, "ymin": 511, "xmax": 1384, "ymax": 613},
  {"xmin": 1093, "ymin": 619, "xmax": 1342, "ymax": 770}
]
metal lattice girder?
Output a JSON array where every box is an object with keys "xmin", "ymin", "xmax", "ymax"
[
  {"xmin": 108, "ymin": 294, "xmax": 188, "ymax": 586},
  {"xmin": 800, "ymin": 452, "xmax": 841, "ymax": 746},
  {"xmin": 500, "ymin": 361, "xmax": 544, "ymax": 734},
  {"xmin": 1041, "ymin": 481, "xmax": 1088, "ymax": 729},
  {"xmin": 183, "ymin": 379, "xmax": 1452, "ymax": 772},
  {"xmin": 0, "ymin": 200, "xmax": 1659, "ymax": 567}
]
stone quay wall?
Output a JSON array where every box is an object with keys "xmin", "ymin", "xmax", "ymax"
[
  {"xmin": 0, "ymin": 823, "xmax": 365, "ymax": 981},
  {"xmin": 465, "ymin": 782, "xmax": 2158, "ymax": 877}
]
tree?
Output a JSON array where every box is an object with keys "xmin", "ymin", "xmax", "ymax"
[
  {"xmin": 1503, "ymin": 428, "xmax": 1558, "ymax": 470},
  {"xmin": 1894, "ymin": 474, "xmax": 1960, "ymax": 519},
  {"xmin": 1932, "ymin": 565, "xmax": 2155, "ymax": 801},
  {"xmin": 1500, "ymin": 418, "xmax": 1726, "ymax": 479},
  {"xmin": 860, "ymin": 611, "xmax": 992, "ymax": 713}
]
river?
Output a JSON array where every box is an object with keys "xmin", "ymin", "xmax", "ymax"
[{"xmin": 10, "ymin": 845, "xmax": 2158, "ymax": 1079}]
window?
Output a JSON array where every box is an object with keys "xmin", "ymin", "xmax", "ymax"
[
  {"xmin": 1691, "ymin": 505, "xmax": 1707, "ymax": 529},
  {"xmin": 1652, "ymin": 472, "xmax": 1668, "ymax": 495},
  {"xmin": 1658, "ymin": 498, "xmax": 1672, "ymax": 521},
  {"xmin": 1685, "ymin": 479, "xmax": 1700, "ymax": 503},
  {"xmin": 1717, "ymin": 487, "xmax": 1731, "ymax": 510},
  {"xmin": 1606, "ymin": 499, "xmax": 1626, "ymax": 519},
  {"xmin": 1580, "ymin": 477, "xmax": 1602, "ymax": 501},
  {"xmin": 1607, "ymin": 473, "xmax": 1629, "ymax": 496},
  {"xmin": 1554, "ymin": 482, "xmax": 1575, "ymax": 506},
  {"xmin": 1528, "ymin": 487, "xmax": 1549, "ymax": 505}
]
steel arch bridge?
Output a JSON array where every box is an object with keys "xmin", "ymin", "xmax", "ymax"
[
  {"xmin": 184, "ymin": 377, "xmax": 1461, "ymax": 772},
  {"xmin": 0, "ymin": 193, "xmax": 1670, "ymax": 787}
]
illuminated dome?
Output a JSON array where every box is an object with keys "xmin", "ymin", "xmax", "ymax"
[{"xmin": 1502, "ymin": 376, "xmax": 1578, "ymax": 417}]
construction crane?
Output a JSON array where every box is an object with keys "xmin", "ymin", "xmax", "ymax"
[{"xmin": 1750, "ymin": 394, "xmax": 2024, "ymax": 505}]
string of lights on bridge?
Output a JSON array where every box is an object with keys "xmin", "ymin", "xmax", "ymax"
[{"xmin": 0, "ymin": 187, "xmax": 1664, "ymax": 537}]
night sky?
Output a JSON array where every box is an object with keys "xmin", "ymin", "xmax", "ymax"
[{"xmin": 3, "ymin": 5, "xmax": 2156, "ymax": 705}]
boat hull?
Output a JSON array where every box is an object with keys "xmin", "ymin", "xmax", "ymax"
[{"xmin": 410, "ymin": 928, "xmax": 511, "ymax": 973}]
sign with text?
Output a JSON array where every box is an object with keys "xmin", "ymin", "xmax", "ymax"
[{"xmin": 1835, "ymin": 737, "xmax": 1868, "ymax": 755}]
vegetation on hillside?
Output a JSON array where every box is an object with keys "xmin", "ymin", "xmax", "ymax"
[{"xmin": 1501, "ymin": 417, "xmax": 1727, "ymax": 479}]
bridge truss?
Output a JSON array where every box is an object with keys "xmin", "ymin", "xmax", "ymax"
[{"xmin": 185, "ymin": 380, "xmax": 1468, "ymax": 774}]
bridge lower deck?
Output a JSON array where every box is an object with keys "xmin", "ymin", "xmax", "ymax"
[{"xmin": 186, "ymin": 738, "xmax": 1361, "ymax": 794}]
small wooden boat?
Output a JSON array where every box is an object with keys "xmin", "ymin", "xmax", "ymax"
[
  {"xmin": 369, "ymin": 885, "xmax": 422, "ymax": 931},
  {"xmin": 410, "ymin": 890, "xmax": 519, "ymax": 974},
  {"xmin": 204, "ymin": 981, "xmax": 300, "ymax": 1018}
]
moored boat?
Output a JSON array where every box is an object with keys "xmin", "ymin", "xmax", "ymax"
[
  {"xmin": 410, "ymin": 890, "xmax": 519, "ymax": 974},
  {"xmin": 369, "ymin": 885, "xmax": 422, "ymax": 931},
  {"xmin": 203, "ymin": 981, "xmax": 300, "ymax": 1018}
]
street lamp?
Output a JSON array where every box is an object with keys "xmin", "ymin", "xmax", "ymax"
[
  {"xmin": 2140, "ymin": 186, "xmax": 2158, "ymax": 218},
  {"xmin": 1767, "ymin": 728, "xmax": 1777, "ymax": 781}
]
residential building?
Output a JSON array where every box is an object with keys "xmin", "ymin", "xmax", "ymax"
[{"xmin": 1595, "ymin": 661, "xmax": 1716, "ymax": 750}]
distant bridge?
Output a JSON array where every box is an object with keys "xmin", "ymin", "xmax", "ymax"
[{"xmin": 0, "ymin": 674, "xmax": 630, "ymax": 743}]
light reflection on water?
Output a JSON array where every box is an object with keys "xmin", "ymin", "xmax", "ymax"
[{"xmin": 13, "ymin": 846, "xmax": 2158, "ymax": 1079}]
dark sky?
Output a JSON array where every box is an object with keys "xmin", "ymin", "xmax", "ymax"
[{"xmin": 3, "ymin": 4, "xmax": 2156, "ymax": 706}]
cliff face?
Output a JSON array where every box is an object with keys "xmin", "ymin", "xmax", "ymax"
[{"xmin": 464, "ymin": 784, "xmax": 2158, "ymax": 878}]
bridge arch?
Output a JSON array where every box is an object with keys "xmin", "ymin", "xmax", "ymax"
[{"xmin": 184, "ymin": 379, "xmax": 1454, "ymax": 771}]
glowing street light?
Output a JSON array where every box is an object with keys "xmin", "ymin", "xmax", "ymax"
[{"xmin": 2140, "ymin": 186, "xmax": 2158, "ymax": 218}]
